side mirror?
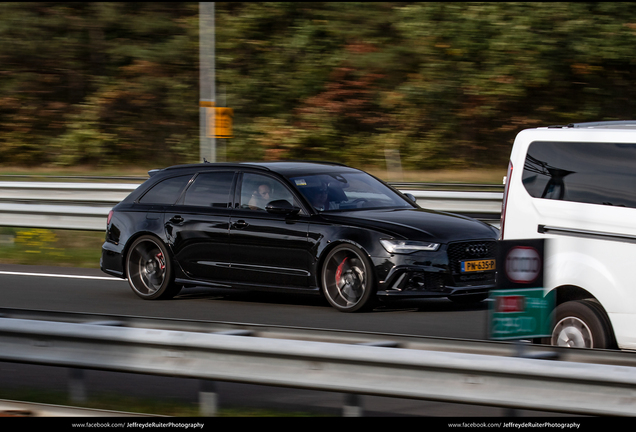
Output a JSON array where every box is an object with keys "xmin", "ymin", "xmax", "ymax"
[
  {"xmin": 404, "ymin": 193, "xmax": 417, "ymax": 203},
  {"xmin": 266, "ymin": 200, "xmax": 301, "ymax": 216}
]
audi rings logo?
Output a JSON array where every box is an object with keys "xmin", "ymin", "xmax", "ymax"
[
  {"xmin": 505, "ymin": 246, "xmax": 541, "ymax": 284},
  {"xmin": 465, "ymin": 244, "xmax": 488, "ymax": 256}
]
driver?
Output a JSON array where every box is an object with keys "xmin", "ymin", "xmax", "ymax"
[
  {"xmin": 248, "ymin": 183, "xmax": 272, "ymax": 210},
  {"xmin": 310, "ymin": 184, "xmax": 329, "ymax": 211},
  {"xmin": 308, "ymin": 183, "xmax": 340, "ymax": 211}
]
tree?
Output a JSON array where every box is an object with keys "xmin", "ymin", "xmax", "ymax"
[{"xmin": 3, "ymin": 2, "xmax": 636, "ymax": 172}]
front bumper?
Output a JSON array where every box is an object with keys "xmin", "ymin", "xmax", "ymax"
[
  {"xmin": 376, "ymin": 265, "xmax": 495, "ymax": 298},
  {"xmin": 373, "ymin": 239, "xmax": 498, "ymax": 298}
]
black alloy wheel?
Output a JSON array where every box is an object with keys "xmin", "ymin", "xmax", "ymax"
[
  {"xmin": 126, "ymin": 235, "xmax": 181, "ymax": 300},
  {"xmin": 321, "ymin": 244, "xmax": 376, "ymax": 312}
]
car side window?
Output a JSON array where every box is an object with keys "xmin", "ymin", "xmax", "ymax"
[
  {"xmin": 239, "ymin": 173, "xmax": 299, "ymax": 212},
  {"xmin": 138, "ymin": 175, "xmax": 193, "ymax": 205},
  {"xmin": 183, "ymin": 171, "xmax": 235, "ymax": 208}
]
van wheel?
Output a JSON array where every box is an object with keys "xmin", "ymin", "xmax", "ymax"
[{"xmin": 550, "ymin": 300, "xmax": 615, "ymax": 349}]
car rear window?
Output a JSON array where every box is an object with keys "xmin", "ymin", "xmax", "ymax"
[
  {"xmin": 138, "ymin": 175, "xmax": 193, "ymax": 205},
  {"xmin": 522, "ymin": 141, "xmax": 636, "ymax": 208}
]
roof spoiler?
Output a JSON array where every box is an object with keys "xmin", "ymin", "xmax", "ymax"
[{"xmin": 148, "ymin": 169, "xmax": 163, "ymax": 177}]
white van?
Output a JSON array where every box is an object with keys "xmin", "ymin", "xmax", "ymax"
[{"xmin": 501, "ymin": 121, "xmax": 636, "ymax": 350}]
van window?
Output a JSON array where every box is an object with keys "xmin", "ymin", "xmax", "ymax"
[{"xmin": 522, "ymin": 141, "xmax": 636, "ymax": 208}]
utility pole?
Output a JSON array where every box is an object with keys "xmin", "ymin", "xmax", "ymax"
[{"xmin": 199, "ymin": 2, "xmax": 215, "ymax": 162}]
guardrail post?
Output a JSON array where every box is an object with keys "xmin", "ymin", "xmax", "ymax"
[
  {"xmin": 342, "ymin": 341, "xmax": 399, "ymax": 417},
  {"xmin": 68, "ymin": 368, "xmax": 87, "ymax": 403},
  {"xmin": 68, "ymin": 320, "xmax": 122, "ymax": 405},
  {"xmin": 197, "ymin": 329, "xmax": 254, "ymax": 416},
  {"xmin": 343, "ymin": 393, "xmax": 363, "ymax": 417},
  {"xmin": 199, "ymin": 380, "xmax": 219, "ymax": 416},
  {"xmin": 504, "ymin": 341, "xmax": 560, "ymax": 417}
]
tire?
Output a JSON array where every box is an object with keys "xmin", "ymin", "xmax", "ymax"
[
  {"xmin": 550, "ymin": 300, "xmax": 615, "ymax": 349},
  {"xmin": 126, "ymin": 235, "xmax": 181, "ymax": 300},
  {"xmin": 321, "ymin": 244, "xmax": 376, "ymax": 312}
]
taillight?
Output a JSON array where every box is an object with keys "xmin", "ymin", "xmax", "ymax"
[
  {"xmin": 107, "ymin": 209, "xmax": 114, "ymax": 226},
  {"xmin": 500, "ymin": 161, "xmax": 513, "ymax": 239}
]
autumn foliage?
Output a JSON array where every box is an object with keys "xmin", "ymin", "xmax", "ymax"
[{"xmin": 2, "ymin": 3, "xmax": 636, "ymax": 171}]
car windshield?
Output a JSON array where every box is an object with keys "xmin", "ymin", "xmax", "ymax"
[{"xmin": 288, "ymin": 172, "xmax": 413, "ymax": 212}]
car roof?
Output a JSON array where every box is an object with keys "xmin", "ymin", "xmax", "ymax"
[{"xmin": 151, "ymin": 161, "xmax": 360, "ymax": 177}]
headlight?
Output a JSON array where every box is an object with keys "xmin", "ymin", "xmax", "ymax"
[{"xmin": 380, "ymin": 239, "xmax": 440, "ymax": 254}]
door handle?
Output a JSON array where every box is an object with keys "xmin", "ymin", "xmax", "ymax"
[
  {"xmin": 232, "ymin": 220, "xmax": 249, "ymax": 229},
  {"xmin": 169, "ymin": 215, "xmax": 184, "ymax": 224}
]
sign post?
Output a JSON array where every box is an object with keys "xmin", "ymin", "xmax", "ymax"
[
  {"xmin": 200, "ymin": 2, "xmax": 215, "ymax": 162},
  {"xmin": 489, "ymin": 239, "xmax": 554, "ymax": 341}
]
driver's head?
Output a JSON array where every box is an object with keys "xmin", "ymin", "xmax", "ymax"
[{"xmin": 256, "ymin": 184, "xmax": 271, "ymax": 199}]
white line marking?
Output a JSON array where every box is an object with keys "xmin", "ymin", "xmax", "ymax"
[{"xmin": 0, "ymin": 271, "xmax": 125, "ymax": 281}]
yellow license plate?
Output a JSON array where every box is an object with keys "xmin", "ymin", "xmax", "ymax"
[{"xmin": 461, "ymin": 259, "xmax": 496, "ymax": 273}]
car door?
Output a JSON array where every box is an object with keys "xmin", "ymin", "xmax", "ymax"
[
  {"xmin": 135, "ymin": 173, "xmax": 195, "ymax": 233},
  {"xmin": 228, "ymin": 172, "xmax": 311, "ymax": 288},
  {"xmin": 165, "ymin": 170, "xmax": 236, "ymax": 282}
]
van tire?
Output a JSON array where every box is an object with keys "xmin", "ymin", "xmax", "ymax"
[{"xmin": 550, "ymin": 300, "xmax": 615, "ymax": 349}]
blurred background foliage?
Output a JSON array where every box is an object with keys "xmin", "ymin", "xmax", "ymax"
[{"xmin": 2, "ymin": 2, "xmax": 636, "ymax": 171}]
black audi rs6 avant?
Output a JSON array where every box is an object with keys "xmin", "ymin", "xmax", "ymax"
[{"xmin": 101, "ymin": 161, "xmax": 499, "ymax": 312}]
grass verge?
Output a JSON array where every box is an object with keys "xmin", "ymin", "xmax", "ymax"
[{"xmin": 0, "ymin": 227, "xmax": 103, "ymax": 268}]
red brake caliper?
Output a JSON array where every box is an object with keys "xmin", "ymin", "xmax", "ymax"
[
  {"xmin": 335, "ymin": 257, "xmax": 348, "ymax": 286},
  {"xmin": 156, "ymin": 252, "xmax": 165, "ymax": 270}
]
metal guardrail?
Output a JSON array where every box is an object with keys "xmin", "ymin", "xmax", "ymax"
[
  {"xmin": 1, "ymin": 307, "xmax": 635, "ymax": 368},
  {"xmin": 0, "ymin": 181, "xmax": 136, "ymax": 231},
  {"xmin": 0, "ymin": 181, "xmax": 503, "ymax": 231},
  {"xmin": 0, "ymin": 312, "xmax": 634, "ymax": 416}
]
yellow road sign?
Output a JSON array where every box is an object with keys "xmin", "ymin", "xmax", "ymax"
[{"xmin": 206, "ymin": 107, "xmax": 233, "ymax": 138}]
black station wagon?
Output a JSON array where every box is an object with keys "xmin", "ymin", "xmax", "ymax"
[{"xmin": 101, "ymin": 161, "xmax": 499, "ymax": 312}]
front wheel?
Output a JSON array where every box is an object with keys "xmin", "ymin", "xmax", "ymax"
[
  {"xmin": 126, "ymin": 236, "xmax": 181, "ymax": 300},
  {"xmin": 550, "ymin": 300, "xmax": 615, "ymax": 349},
  {"xmin": 321, "ymin": 244, "xmax": 376, "ymax": 312}
]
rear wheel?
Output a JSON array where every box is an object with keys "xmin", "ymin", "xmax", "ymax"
[
  {"xmin": 550, "ymin": 300, "xmax": 615, "ymax": 349},
  {"xmin": 126, "ymin": 236, "xmax": 181, "ymax": 300},
  {"xmin": 321, "ymin": 244, "xmax": 376, "ymax": 312}
]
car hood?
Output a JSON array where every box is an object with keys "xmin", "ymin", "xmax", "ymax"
[{"xmin": 320, "ymin": 208, "xmax": 499, "ymax": 243}]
